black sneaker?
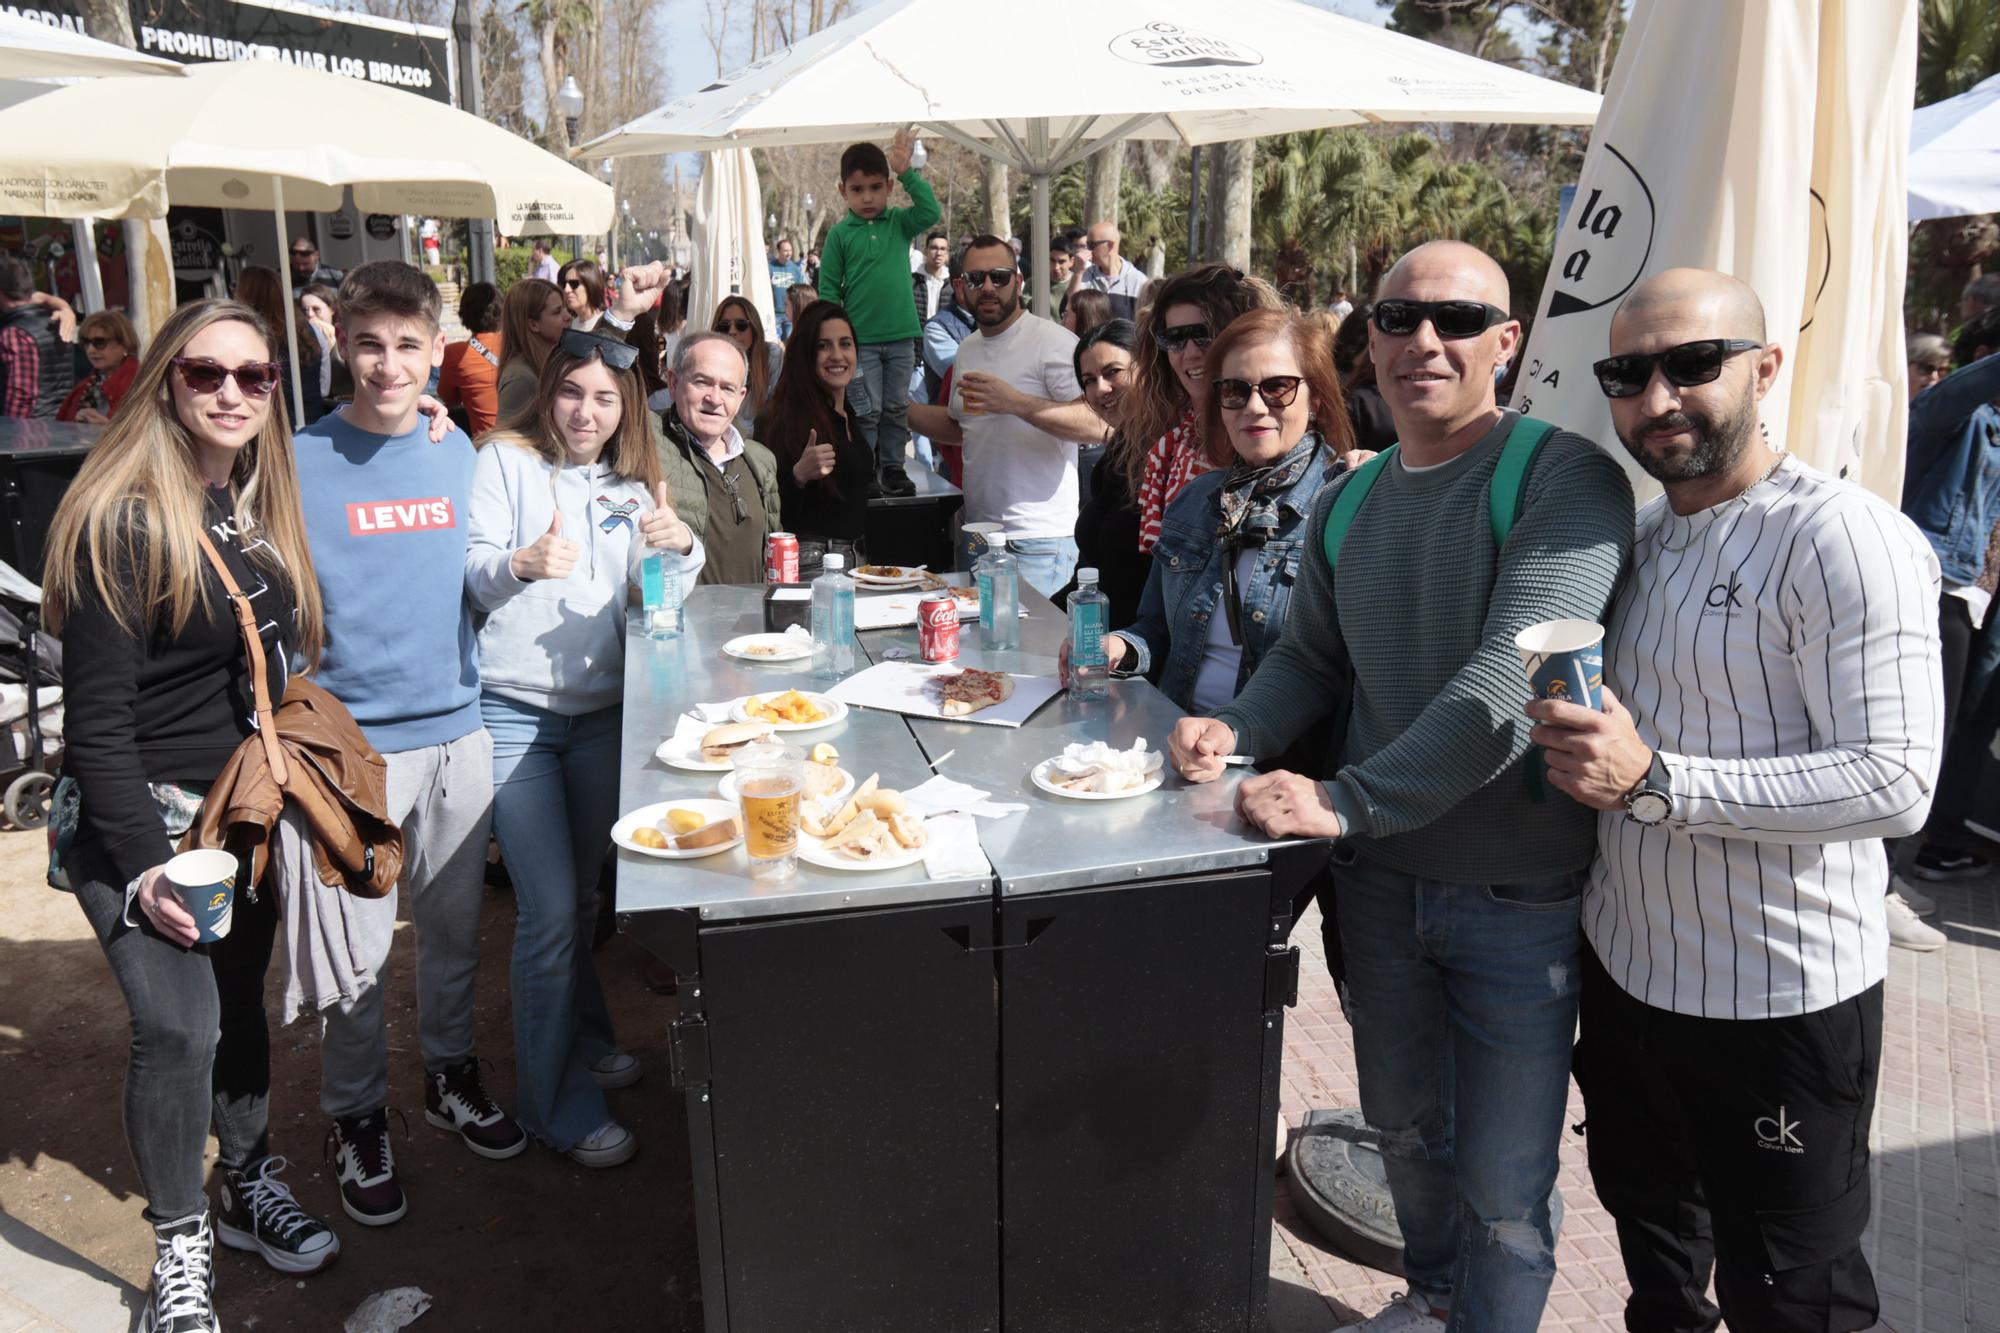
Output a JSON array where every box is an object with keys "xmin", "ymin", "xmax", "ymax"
[
  {"xmin": 879, "ymin": 464, "xmax": 918, "ymax": 498},
  {"xmin": 867, "ymin": 475, "xmax": 885, "ymax": 500},
  {"xmin": 324, "ymin": 1109, "xmax": 408, "ymax": 1227},
  {"xmin": 425, "ymin": 1057, "xmax": 528, "ymax": 1160},
  {"xmin": 1911, "ymin": 848, "xmax": 1991, "ymax": 881},
  {"xmin": 216, "ymin": 1155, "xmax": 339, "ymax": 1274},
  {"xmin": 142, "ymin": 1211, "xmax": 220, "ymax": 1333}
]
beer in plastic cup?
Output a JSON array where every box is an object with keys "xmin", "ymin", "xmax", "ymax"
[
  {"xmin": 734, "ymin": 742, "xmax": 803, "ymax": 881},
  {"xmin": 1514, "ymin": 619, "xmax": 1605, "ymax": 710},
  {"xmin": 165, "ymin": 848, "xmax": 239, "ymax": 942}
]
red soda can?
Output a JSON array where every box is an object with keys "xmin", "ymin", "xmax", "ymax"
[
  {"xmin": 765, "ymin": 532, "xmax": 799, "ymax": 584},
  {"xmin": 918, "ymin": 593, "xmax": 960, "ymax": 662}
]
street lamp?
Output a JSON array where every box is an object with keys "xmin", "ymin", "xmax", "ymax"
[{"xmin": 556, "ymin": 76, "xmax": 584, "ymax": 146}]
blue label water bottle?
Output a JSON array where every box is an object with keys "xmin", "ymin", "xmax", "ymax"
[{"xmin": 1069, "ymin": 567, "xmax": 1109, "ymax": 701}]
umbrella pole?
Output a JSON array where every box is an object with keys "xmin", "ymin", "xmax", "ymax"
[
  {"xmin": 71, "ymin": 217, "xmax": 104, "ymax": 314},
  {"xmin": 272, "ymin": 176, "xmax": 306, "ymax": 427},
  {"xmin": 1029, "ymin": 119, "xmax": 1051, "ymax": 319}
]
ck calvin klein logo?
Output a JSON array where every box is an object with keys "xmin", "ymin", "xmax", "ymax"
[
  {"xmin": 1705, "ymin": 573, "xmax": 1745, "ymax": 617},
  {"xmin": 1756, "ymin": 1106, "xmax": 1804, "ymax": 1154}
]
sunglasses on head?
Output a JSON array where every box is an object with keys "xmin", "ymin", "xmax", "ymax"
[
  {"xmin": 1215, "ymin": 375, "xmax": 1304, "ymax": 411},
  {"xmin": 559, "ymin": 327, "xmax": 640, "ymax": 371},
  {"xmin": 1154, "ymin": 323, "xmax": 1213, "ymax": 353},
  {"xmin": 172, "ymin": 356, "xmax": 282, "ymax": 398},
  {"xmin": 1371, "ymin": 299, "xmax": 1511, "ymax": 339},
  {"xmin": 1592, "ymin": 339, "xmax": 1763, "ymax": 399},
  {"xmin": 964, "ymin": 268, "xmax": 1016, "ymax": 289},
  {"xmin": 714, "ymin": 319, "xmax": 754, "ymax": 334}
]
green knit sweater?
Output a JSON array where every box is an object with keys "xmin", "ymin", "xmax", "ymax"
[{"xmin": 1215, "ymin": 411, "xmax": 1634, "ymax": 882}]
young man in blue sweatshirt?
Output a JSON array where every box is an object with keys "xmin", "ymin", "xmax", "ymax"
[{"xmin": 294, "ymin": 261, "xmax": 525, "ymax": 1230}]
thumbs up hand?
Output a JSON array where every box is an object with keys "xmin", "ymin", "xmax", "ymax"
[
  {"xmin": 639, "ymin": 481, "xmax": 693, "ymax": 554},
  {"xmin": 511, "ymin": 507, "xmax": 580, "ymax": 581},
  {"xmin": 791, "ymin": 429, "xmax": 838, "ymax": 486}
]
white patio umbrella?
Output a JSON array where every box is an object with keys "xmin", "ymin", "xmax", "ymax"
[
  {"xmin": 1512, "ymin": 0, "xmax": 1918, "ymax": 502},
  {"xmin": 1909, "ymin": 71, "xmax": 2000, "ymax": 222},
  {"xmin": 0, "ymin": 11, "xmax": 182, "ymax": 79},
  {"xmin": 0, "ymin": 58, "xmax": 613, "ymax": 412},
  {"xmin": 687, "ymin": 147, "xmax": 778, "ymax": 351},
  {"xmin": 585, "ymin": 0, "xmax": 1601, "ymax": 315}
]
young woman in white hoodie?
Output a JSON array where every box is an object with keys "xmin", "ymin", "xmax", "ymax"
[{"xmin": 465, "ymin": 328, "xmax": 705, "ymax": 1168}]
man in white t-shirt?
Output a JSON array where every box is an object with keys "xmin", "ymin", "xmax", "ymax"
[{"xmin": 909, "ymin": 234, "xmax": 1105, "ymax": 596}]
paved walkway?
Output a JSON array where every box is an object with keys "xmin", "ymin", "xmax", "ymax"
[{"xmin": 1270, "ymin": 879, "xmax": 2000, "ymax": 1332}]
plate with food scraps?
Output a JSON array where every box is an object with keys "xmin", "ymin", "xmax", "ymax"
[
  {"xmin": 795, "ymin": 816, "xmax": 931, "ymax": 871},
  {"xmin": 613, "ymin": 799, "xmax": 744, "ymax": 859},
  {"xmin": 723, "ymin": 632, "xmax": 814, "ymax": 663},
  {"xmin": 720, "ymin": 762, "xmax": 854, "ymax": 807},
  {"xmin": 1031, "ymin": 739, "xmax": 1167, "ymax": 800},
  {"xmin": 850, "ymin": 563, "xmax": 930, "ymax": 588},
  {"xmin": 728, "ymin": 690, "xmax": 848, "ymax": 731},
  {"xmin": 656, "ymin": 719, "xmax": 775, "ymax": 772}
]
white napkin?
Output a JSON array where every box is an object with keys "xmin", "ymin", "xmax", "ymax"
[
  {"xmin": 781, "ymin": 624, "xmax": 812, "ymax": 644},
  {"xmin": 903, "ymin": 775, "xmax": 1029, "ymax": 820},
  {"xmin": 923, "ymin": 813, "xmax": 991, "ymax": 881}
]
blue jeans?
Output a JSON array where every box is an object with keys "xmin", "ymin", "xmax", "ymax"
[
  {"xmin": 1006, "ymin": 535, "xmax": 1078, "ymax": 600},
  {"xmin": 847, "ymin": 340, "xmax": 916, "ymax": 473},
  {"xmin": 1333, "ymin": 852, "xmax": 1583, "ymax": 1331},
  {"xmin": 483, "ymin": 694, "xmax": 621, "ymax": 1150}
]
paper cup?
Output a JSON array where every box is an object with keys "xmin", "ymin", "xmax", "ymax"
[
  {"xmin": 1515, "ymin": 619, "xmax": 1605, "ymax": 710},
  {"xmin": 165, "ymin": 848, "xmax": 238, "ymax": 942},
  {"xmin": 959, "ymin": 521, "xmax": 1004, "ymax": 568}
]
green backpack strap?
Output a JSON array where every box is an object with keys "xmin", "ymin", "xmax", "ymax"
[
  {"xmin": 1488, "ymin": 415, "xmax": 1560, "ymax": 552},
  {"xmin": 1321, "ymin": 444, "xmax": 1398, "ymax": 572}
]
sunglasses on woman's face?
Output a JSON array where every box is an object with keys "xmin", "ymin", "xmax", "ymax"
[
  {"xmin": 1215, "ymin": 375, "xmax": 1304, "ymax": 411},
  {"xmin": 559, "ymin": 327, "xmax": 640, "ymax": 370},
  {"xmin": 1592, "ymin": 339, "xmax": 1763, "ymax": 399},
  {"xmin": 562, "ymin": 279, "xmax": 585, "ymax": 291},
  {"xmin": 1154, "ymin": 323, "xmax": 1213, "ymax": 353},
  {"xmin": 714, "ymin": 319, "xmax": 754, "ymax": 334},
  {"xmin": 172, "ymin": 356, "xmax": 282, "ymax": 398},
  {"xmin": 1371, "ymin": 299, "xmax": 1511, "ymax": 340},
  {"xmin": 83, "ymin": 336, "xmax": 118, "ymax": 351}
]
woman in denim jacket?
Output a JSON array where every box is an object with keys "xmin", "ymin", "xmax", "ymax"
[{"xmin": 1101, "ymin": 309, "xmax": 1366, "ymax": 710}]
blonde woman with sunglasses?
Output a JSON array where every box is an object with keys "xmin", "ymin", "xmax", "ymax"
[{"xmin": 44, "ymin": 298, "xmax": 339, "ymax": 1332}]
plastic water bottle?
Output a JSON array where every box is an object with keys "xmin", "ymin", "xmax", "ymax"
[
  {"xmin": 1069, "ymin": 567, "xmax": 1109, "ymax": 701},
  {"xmin": 975, "ymin": 534, "xmax": 1019, "ymax": 651},
  {"xmin": 641, "ymin": 552, "xmax": 682, "ymax": 640},
  {"xmin": 812, "ymin": 552, "xmax": 856, "ymax": 680}
]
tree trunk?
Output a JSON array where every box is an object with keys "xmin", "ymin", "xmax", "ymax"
[
  {"xmin": 1138, "ymin": 140, "xmax": 1174, "ymax": 196},
  {"xmin": 1083, "ymin": 144, "xmax": 1122, "ymax": 228},
  {"xmin": 537, "ymin": 19, "xmax": 565, "ymax": 149},
  {"xmin": 980, "ymin": 157, "xmax": 1011, "ymax": 239},
  {"xmin": 1208, "ymin": 139, "xmax": 1253, "ymax": 269},
  {"xmin": 74, "ymin": 0, "xmax": 135, "ymax": 46}
]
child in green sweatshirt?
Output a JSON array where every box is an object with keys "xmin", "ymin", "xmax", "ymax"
[{"xmin": 819, "ymin": 128, "xmax": 940, "ymax": 496}]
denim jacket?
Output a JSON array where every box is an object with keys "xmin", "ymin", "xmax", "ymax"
[
  {"xmin": 1902, "ymin": 351, "xmax": 2000, "ymax": 584},
  {"xmin": 1118, "ymin": 434, "xmax": 1341, "ymax": 711}
]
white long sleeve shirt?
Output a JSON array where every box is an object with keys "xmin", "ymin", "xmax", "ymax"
[{"xmin": 1587, "ymin": 455, "xmax": 1943, "ymax": 1020}]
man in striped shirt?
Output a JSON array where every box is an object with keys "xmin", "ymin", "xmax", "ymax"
[{"xmin": 1528, "ymin": 268, "xmax": 1942, "ymax": 1333}]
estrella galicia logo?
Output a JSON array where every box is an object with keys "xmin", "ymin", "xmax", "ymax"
[
  {"xmin": 1109, "ymin": 22, "xmax": 1263, "ymax": 69},
  {"xmin": 1545, "ymin": 143, "xmax": 1656, "ymax": 319}
]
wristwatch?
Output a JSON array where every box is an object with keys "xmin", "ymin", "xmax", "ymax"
[{"xmin": 1624, "ymin": 752, "xmax": 1674, "ymax": 826}]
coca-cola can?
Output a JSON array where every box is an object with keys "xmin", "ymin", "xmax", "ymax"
[
  {"xmin": 918, "ymin": 593, "xmax": 960, "ymax": 662},
  {"xmin": 765, "ymin": 532, "xmax": 799, "ymax": 584}
]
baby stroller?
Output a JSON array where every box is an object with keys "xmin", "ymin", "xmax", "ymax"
[{"xmin": 0, "ymin": 559, "xmax": 62, "ymax": 829}]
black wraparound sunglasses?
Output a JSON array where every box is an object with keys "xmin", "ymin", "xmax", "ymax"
[
  {"xmin": 1372, "ymin": 298, "xmax": 1511, "ymax": 339},
  {"xmin": 1154, "ymin": 322, "xmax": 1213, "ymax": 353},
  {"xmin": 1592, "ymin": 339, "xmax": 1763, "ymax": 399},
  {"xmin": 964, "ymin": 268, "xmax": 1016, "ymax": 289},
  {"xmin": 559, "ymin": 327, "xmax": 639, "ymax": 370}
]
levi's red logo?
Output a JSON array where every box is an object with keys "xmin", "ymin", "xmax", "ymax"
[{"xmin": 347, "ymin": 497, "xmax": 456, "ymax": 536}]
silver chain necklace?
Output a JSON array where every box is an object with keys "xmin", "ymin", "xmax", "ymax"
[{"xmin": 1656, "ymin": 452, "xmax": 1788, "ymax": 553}]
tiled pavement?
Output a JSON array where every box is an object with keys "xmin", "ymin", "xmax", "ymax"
[{"xmin": 1269, "ymin": 879, "xmax": 2000, "ymax": 1332}]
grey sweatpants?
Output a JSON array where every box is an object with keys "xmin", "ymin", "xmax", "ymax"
[{"xmin": 320, "ymin": 728, "xmax": 494, "ymax": 1119}]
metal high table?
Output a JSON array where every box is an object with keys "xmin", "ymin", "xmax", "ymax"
[{"xmin": 616, "ymin": 580, "xmax": 1327, "ymax": 1333}]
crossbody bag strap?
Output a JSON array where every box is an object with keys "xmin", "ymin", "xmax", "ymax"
[{"xmin": 194, "ymin": 529, "xmax": 289, "ymax": 787}]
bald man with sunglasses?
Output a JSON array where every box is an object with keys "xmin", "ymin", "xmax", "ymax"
[
  {"xmin": 1171, "ymin": 240, "xmax": 1634, "ymax": 1332},
  {"xmin": 1528, "ymin": 268, "xmax": 1941, "ymax": 1333}
]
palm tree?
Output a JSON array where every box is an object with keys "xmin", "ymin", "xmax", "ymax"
[{"xmin": 1918, "ymin": 0, "xmax": 2000, "ymax": 105}]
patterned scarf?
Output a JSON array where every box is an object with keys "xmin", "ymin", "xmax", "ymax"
[{"xmin": 1215, "ymin": 432, "xmax": 1323, "ymax": 644}]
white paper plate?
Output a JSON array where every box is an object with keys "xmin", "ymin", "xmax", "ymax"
[
  {"xmin": 796, "ymin": 820, "xmax": 930, "ymax": 871},
  {"xmin": 727, "ymin": 692, "xmax": 848, "ymax": 732},
  {"xmin": 613, "ymin": 799, "xmax": 744, "ymax": 859},
  {"xmin": 655, "ymin": 734, "xmax": 765, "ymax": 772},
  {"xmin": 851, "ymin": 565, "xmax": 929, "ymax": 587},
  {"xmin": 720, "ymin": 765, "xmax": 855, "ymax": 808},
  {"xmin": 723, "ymin": 633, "xmax": 814, "ymax": 663},
  {"xmin": 1031, "ymin": 759, "xmax": 1165, "ymax": 801}
]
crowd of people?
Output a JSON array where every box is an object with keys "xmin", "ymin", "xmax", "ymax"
[{"xmin": 12, "ymin": 124, "xmax": 1998, "ymax": 1333}]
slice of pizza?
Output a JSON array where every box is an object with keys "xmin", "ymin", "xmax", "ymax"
[{"xmin": 935, "ymin": 668, "xmax": 1015, "ymax": 717}]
